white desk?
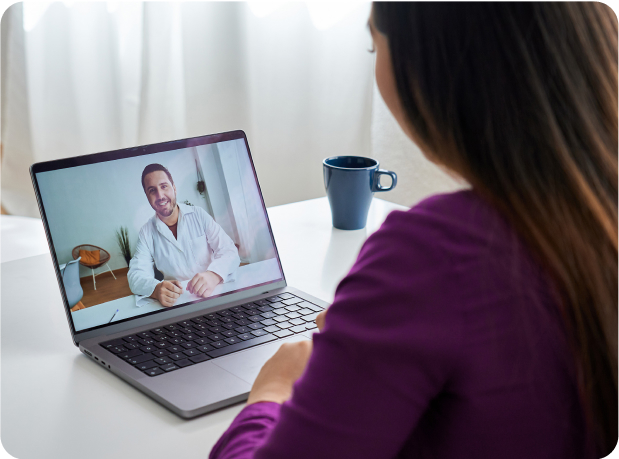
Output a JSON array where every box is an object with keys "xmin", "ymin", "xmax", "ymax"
[{"xmin": 1, "ymin": 197, "xmax": 406, "ymax": 459}]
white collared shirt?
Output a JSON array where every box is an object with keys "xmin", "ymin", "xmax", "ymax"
[{"xmin": 128, "ymin": 203, "xmax": 240, "ymax": 306}]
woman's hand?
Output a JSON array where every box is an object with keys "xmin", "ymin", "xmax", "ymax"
[
  {"xmin": 316, "ymin": 309, "xmax": 327, "ymax": 331},
  {"xmin": 247, "ymin": 340, "xmax": 313, "ymax": 405}
]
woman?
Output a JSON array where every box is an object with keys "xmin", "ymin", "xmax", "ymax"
[{"xmin": 211, "ymin": 3, "xmax": 617, "ymax": 458}]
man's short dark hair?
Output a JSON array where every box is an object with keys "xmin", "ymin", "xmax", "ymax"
[{"xmin": 141, "ymin": 164, "xmax": 174, "ymax": 190}]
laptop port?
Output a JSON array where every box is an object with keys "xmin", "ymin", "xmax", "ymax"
[
  {"xmin": 101, "ymin": 361, "xmax": 105, "ymax": 365},
  {"xmin": 84, "ymin": 350, "xmax": 92, "ymax": 357},
  {"xmin": 94, "ymin": 357, "xmax": 99, "ymax": 360}
]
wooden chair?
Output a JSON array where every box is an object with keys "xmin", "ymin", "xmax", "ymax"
[{"xmin": 72, "ymin": 245, "xmax": 116, "ymax": 290}]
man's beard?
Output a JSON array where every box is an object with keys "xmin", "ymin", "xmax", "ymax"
[{"xmin": 155, "ymin": 196, "xmax": 176, "ymax": 218}]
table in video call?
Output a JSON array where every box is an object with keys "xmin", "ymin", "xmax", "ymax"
[{"xmin": 1, "ymin": 197, "xmax": 405, "ymax": 459}]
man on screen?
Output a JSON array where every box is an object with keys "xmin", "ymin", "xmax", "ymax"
[{"xmin": 128, "ymin": 163, "xmax": 240, "ymax": 307}]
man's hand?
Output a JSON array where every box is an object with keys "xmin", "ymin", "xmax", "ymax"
[
  {"xmin": 151, "ymin": 280, "xmax": 183, "ymax": 307},
  {"xmin": 247, "ymin": 340, "xmax": 313, "ymax": 405},
  {"xmin": 187, "ymin": 271, "xmax": 222, "ymax": 298}
]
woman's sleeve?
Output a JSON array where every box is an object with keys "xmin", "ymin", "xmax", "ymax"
[{"xmin": 210, "ymin": 208, "xmax": 464, "ymax": 459}]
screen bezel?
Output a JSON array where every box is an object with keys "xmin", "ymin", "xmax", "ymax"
[{"xmin": 30, "ymin": 130, "xmax": 287, "ymax": 345}]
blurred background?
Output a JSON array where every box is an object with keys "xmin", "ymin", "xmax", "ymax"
[{"xmin": 1, "ymin": 1, "xmax": 464, "ymax": 218}]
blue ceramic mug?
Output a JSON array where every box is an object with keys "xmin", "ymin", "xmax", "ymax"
[{"xmin": 323, "ymin": 156, "xmax": 397, "ymax": 230}]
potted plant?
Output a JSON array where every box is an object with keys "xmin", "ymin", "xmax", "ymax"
[{"xmin": 115, "ymin": 226, "xmax": 132, "ymax": 267}]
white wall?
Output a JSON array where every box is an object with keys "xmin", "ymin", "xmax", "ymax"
[{"xmin": 35, "ymin": 142, "xmax": 274, "ymax": 278}]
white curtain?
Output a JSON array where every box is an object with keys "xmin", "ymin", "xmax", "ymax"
[{"xmin": 1, "ymin": 1, "xmax": 461, "ymax": 218}]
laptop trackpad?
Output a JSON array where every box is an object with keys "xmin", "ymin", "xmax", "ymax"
[{"xmin": 211, "ymin": 334, "xmax": 310, "ymax": 385}]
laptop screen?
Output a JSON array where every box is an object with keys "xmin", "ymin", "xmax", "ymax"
[{"xmin": 33, "ymin": 131, "xmax": 284, "ymax": 334}]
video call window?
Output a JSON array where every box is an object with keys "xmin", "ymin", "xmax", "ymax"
[{"xmin": 36, "ymin": 138, "xmax": 283, "ymax": 332}]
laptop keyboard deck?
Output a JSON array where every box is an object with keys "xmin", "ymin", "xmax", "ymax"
[{"xmin": 99, "ymin": 293, "xmax": 324, "ymax": 376}]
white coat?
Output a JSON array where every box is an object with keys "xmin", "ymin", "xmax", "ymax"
[{"xmin": 128, "ymin": 203, "xmax": 240, "ymax": 306}]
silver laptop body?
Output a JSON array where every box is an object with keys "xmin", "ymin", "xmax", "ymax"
[{"xmin": 30, "ymin": 130, "xmax": 327, "ymax": 418}]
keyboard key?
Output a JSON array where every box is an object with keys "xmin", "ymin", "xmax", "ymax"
[
  {"xmin": 167, "ymin": 331, "xmax": 182, "ymax": 338},
  {"xmin": 195, "ymin": 331, "xmax": 209, "ymax": 337},
  {"xmin": 182, "ymin": 334, "xmax": 198, "ymax": 341},
  {"xmin": 248, "ymin": 323, "xmax": 265, "ymax": 330},
  {"xmin": 140, "ymin": 345, "xmax": 157, "ymax": 353},
  {"xmin": 204, "ymin": 313, "xmax": 219, "ymax": 320},
  {"xmin": 177, "ymin": 320, "xmax": 193, "ymax": 327},
  {"xmin": 144, "ymin": 367, "xmax": 164, "ymax": 376},
  {"xmin": 303, "ymin": 312, "xmax": 319, "ymax": 322},
  {"xmin": 161, "ymin": 363, "xmax": 179, "ymax": 372},
  {"xmin": 189, "ymin": 353, "xmax": 211, "ymax": 364},
  {"xmin": 235, "ymin": 319, "xmax": 252, "ymax": 326},
  {"xmin": 298, "ymin": 301, "xmax": 324, "ymax": 312},
  {"xmin": 168, "ymin": 338, "xmax": 186, "ymax": 345},
  {"xmin": 285, "ymin": 305, "xmax": 300, "ymax": 312},
  {"xmin": 221, "ymin": 330, "xmax": 236, "ymax": 337},
  {"xmin": 166, "ymin": 353, "xmax": 185, "ymax": 361},
  {"xmin": 152, "ymin": 349, "xmax": 170, "ymax": 357},
  {"xmin": 232, "ymin": 312, "xmax": 247, "ymax": 319},
  {"xmin": 244, "ymin": 309, "xmax": 261, "ymax": 316},
  {"xmin": 167, "ymin": 345, "xmax": 184, "ymax": 353},
  {"xmin": 289, "ymin": 318, "xmax": 305, "ymax": 326},
  {"xmin": 257, "ymin": 306, "xmax": 273, "ymax": 312},
  {"xmin": 274, "ymin": 329, "xmax": 293, "ymax": 338},
  {"xmin": 109, "ymin": 346, "xmax": 127, "ymax": 354},
  {"xmin": 119, "ymin": 349, "xmax": 143, "ymax": 359},
  {"xmin": 136, "ymin": 360, "xmax": 159, "ymax": 370},
  {"xmin": 224, "ymin": 337, "xmax": 242, "ymax": 345},
  {"xmin": 194, "ymin": 338, "xmax": 211, "ymax": 345},
  {"xmin": 278, "ymin": 293, "xmax": 294, "ymax": 300},
  {"xmin": 181, "ymin": 342, "xmax": 198, "ymax": 349},
  {"xmin": 249, "ymin": 316, "xmax": 264, "ymax": 322},
  {"xmin": 154, "ymin": 357, "xmax": 172, "ymax": 365},
  {"xmin": 235, "ymin": 326, "xmax": 251, "ymax": 334},
  {"xmin": 268, "ymin": 301, "xmax": 285, "ymax": 308},
  {"xmin": 208, "ymin": 326, "xmax": 223, "ymax": 333},
  {"xmin": 273, "ymin": 316, "xmax": 288, "ymax": 323},
  {"xmin": 218, "ymin": 317, "xmax": 234, "ymax": 324},
  {"xmin": 138, "ymin": 338, "xmax": 156, "ymax": 345},
  {"xmin": 137, "ymin": 332, "xmax": 153, "ymax": 339},
  {"xmin": 260, "ymin": 312, "xmax": 276, "ymax": 319},
  {"xmin": 282, "ymin": 298, "xmax": 303, "ymax": 305},
  {"xmin": 123, "ymin": 335, "xmax": 139, "ymax": 343},
  {"xmin": 261, "ymin": 319, "xmax": 277, "ymax": 326},
  {"xmin": 164, "ymin": 324, "xmax": 179, "ymax": 330},
  {"xmin": 193, "ymin": 324, "xmax": 208, "ymax": 331},
  {"xmin": 191, "ymin": 317, "xmax": 207, "ymax": 324},
  {"xmin": 264, "ymin": 325, "xmax": 280, "ymax": 333},
  {"xmin": 273, "ymin": 308, "xmax": 288, "ymax": 315},
  {"xmin": 175, "ymin": 359, "xmax": 194, "ymax": 368},
  {"xmin": 127, "ymin": 353, "xmax": 155, "ymax": 365},
  {"xmin": 305, "ymin": 323, "xmax": 317, "ymax": 330},
  {"xmin": 153, "ymin": 341, "xmax": 171, "ymax": 349},
  {"xmin": 277, "ymin": 322, "xmax": 293, "ymax": 329},
  {"xmin": 101, "ymin": 339, "xmax": 126, "ymax": 348},
  {"xmin": 254, "ymin": 299, "xmax": 271, "ymax": 306},
  {"xmin": 210, "ymin": 341, "xmax": 228, "ymax": 348},
  {"xmin": 207, "ymin": 334, "xmax": 277, "ymax": 358},
  {"xmin": 242, "ymin": 302, "xmax": 259, "ymax": 309},
  {"xmin": 291, "ymin": 325, "xmax": 307, "ymax": 333},
  {"xmin": 122, "ymin": 342, "xmax": 141, "ymax": 350},
  {"xmin": 207, "ymin": 334, "xmax": 224, "ymax": 341},
  {"xmin": 251, "ymin": 329, "xmax": 269, "ymax": 337},
  {"xmin": 266, "ymin": 296, "xmax": 282, "ymax": 302},
  {"xmin": 177, "ymin": 327, "xmax": 193, "ymax": 334},
  {"xmin": 151, "ymin": 335, "xmax": 168, "ymax": 342},
  {"xmin": 230, "ymin": 306, "xmax": 245, "ymax": 313},
  {"xmin": 150, "ymin": 328, "xmax": 166, "ymax": 335},
  {"xmin": 237, "ymin": 333, "xmax": 253, "ymax": 340},
  {"xmin": 222, "ymin": 323, "xmax": 237, "ymax": 329},
  {"xmin": 204, "ymin": 319, "xmax": 221, "ymax": 327},
  {"xmin": 218, "ymin": 310, "xmax": 233, "ymax": 317},
  {"xmin": 286, "ymin": 312, "xmax": 301, "ymax": 319},
  {"xmin": 183, "ymin": 349, "xmax": 201, "ymax": 357},
  {"xmin": 196, "ymin": 344, "xmax": 215, "ymax": 352},
  {"xmin": 297, "ymin": 308, "xmax": 314, "ymax": 316}
]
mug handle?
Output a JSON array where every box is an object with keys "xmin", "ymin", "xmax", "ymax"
[{"xmin": 373, "ymin": 169, "xmax": 397, "ymax": 192}]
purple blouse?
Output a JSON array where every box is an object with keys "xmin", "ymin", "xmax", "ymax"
[{"xmin": 210, "ymin": 190, "xmax": 595, "ymax": 459}]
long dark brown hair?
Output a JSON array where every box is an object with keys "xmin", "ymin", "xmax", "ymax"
[{"xmin": 373, "ymin": 2, "xmax": 617, "ymax": 455}]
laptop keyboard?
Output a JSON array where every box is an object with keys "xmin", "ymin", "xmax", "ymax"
[{"xmin": 99, "ymin": 293, "xmax": 324, "ymax": 377}]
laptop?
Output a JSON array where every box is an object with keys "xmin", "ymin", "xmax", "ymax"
[{"xmin": 30, "ymin": 130, "xmax": 328, "ymax": 418}]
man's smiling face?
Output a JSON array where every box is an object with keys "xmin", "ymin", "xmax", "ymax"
[{"xmin": 143, "ymin": 171, "xmax": 177, "ymax": 218}]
